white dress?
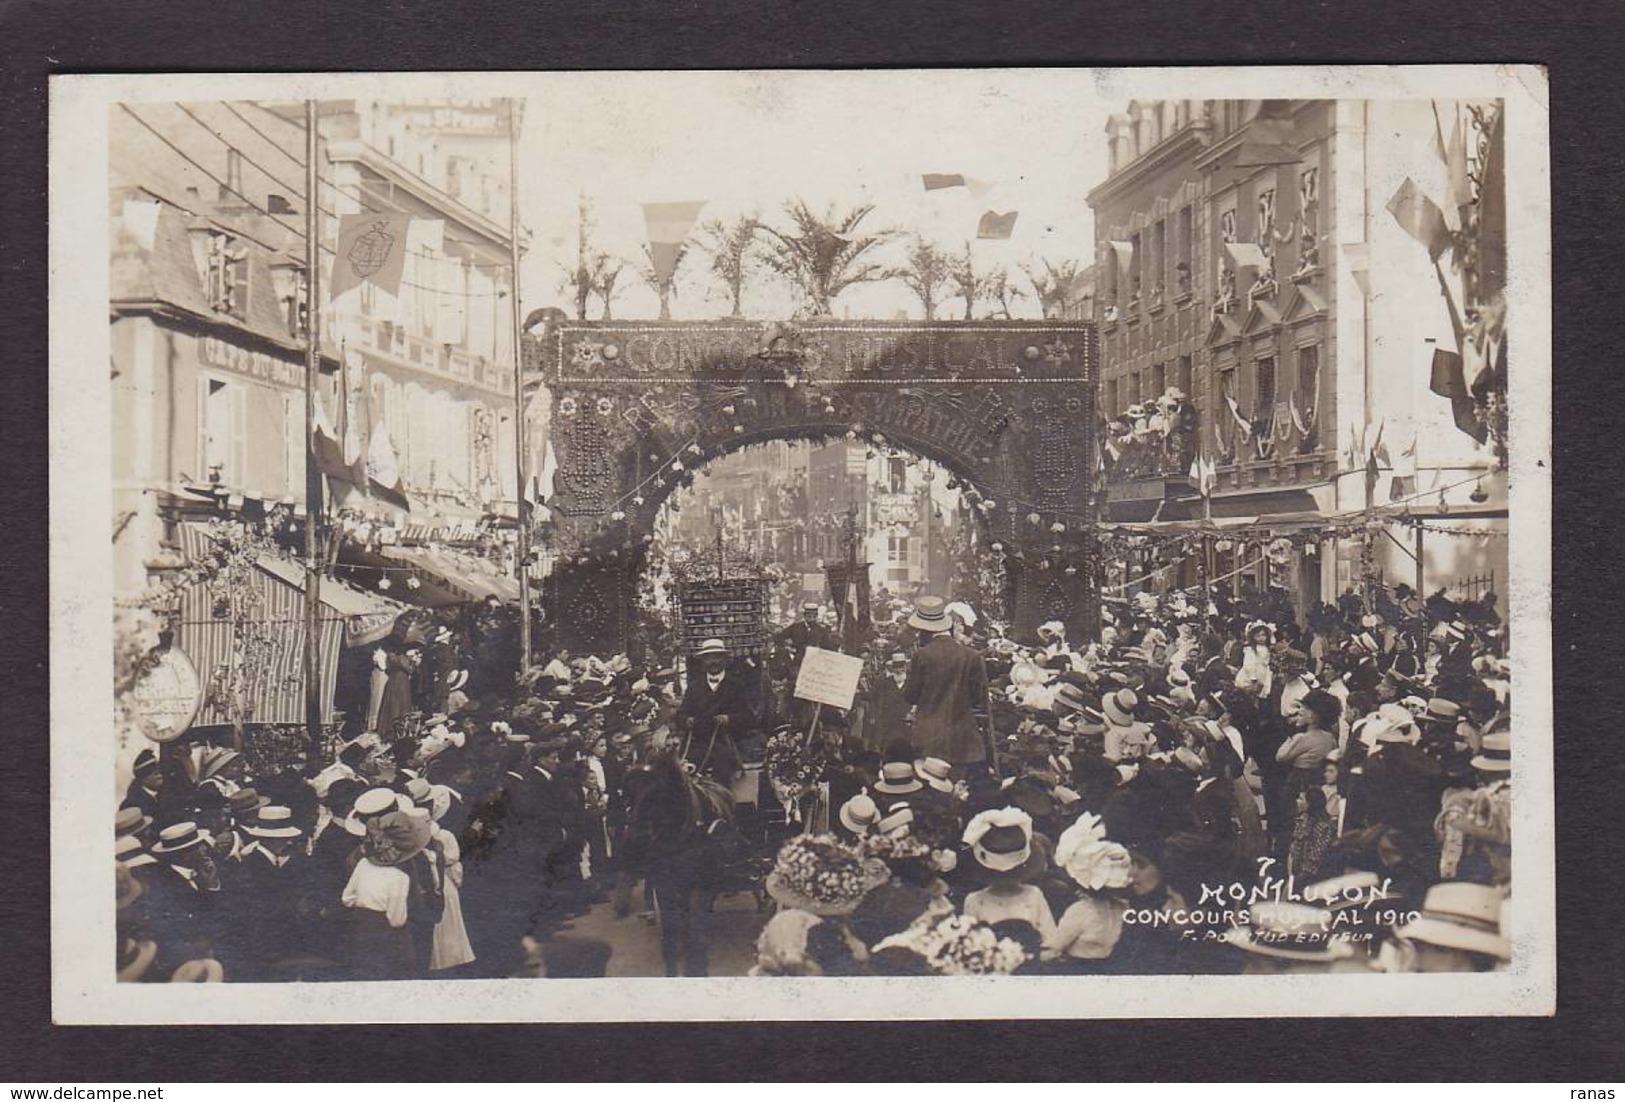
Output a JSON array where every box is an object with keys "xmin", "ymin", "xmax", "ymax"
[{"xmin": 428, "ymin": 829, "xmax": 476, "ymax": 971}]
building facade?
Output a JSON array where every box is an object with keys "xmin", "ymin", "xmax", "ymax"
[
  {"xmin": 1088, "ymin": 99, "xmax": 1508, "ymax": 617},
  {"xmin": 110, "ymin": 98, "xmax": 525, "ymax": 603}
]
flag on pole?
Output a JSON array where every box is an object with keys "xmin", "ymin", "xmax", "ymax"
[
  {"xmin": 330, "ymin": 212, "xmax": 413, "ymax": 300},
  {"xmin": 1341, "ymin": 242, "xmax": 1372, "ymax": 298},
  {"xmin": 642, "ymin": 201, "xmax": 706, "ymax": 283},
  {"xmin": 1189, "ymin": 453, "xmax": 1217, "ymax": 498},
  {"xmin": 923, "ymin": 173, "xmax": 966, "ymax": 190},
  {"xmin": 977, "ymin": 211, "xmax": 1019, "ymax": 240},
  {"xmin": 311, "ymin": 392, "xmax": 355, "ymax": 486},
  {"xmin": 1389, "ymin": 434, "xmax": 1418, "ymax": 502},
  {"xmin": 367, "ymin": 422, "xmax": 410, "ymax": 511},
  {"xmin": 1386, "ymin": 178, "xmax": 1453, "ymax": 262}
]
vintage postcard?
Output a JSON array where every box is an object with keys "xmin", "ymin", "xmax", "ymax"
[{"xmin": 50, "ymin": 65, "xmax": 1551, "ymax": 1022}]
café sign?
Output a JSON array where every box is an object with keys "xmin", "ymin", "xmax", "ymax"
[{"xmin": 199, "ymin": 335, "xmax": 305, "ymax": 390}]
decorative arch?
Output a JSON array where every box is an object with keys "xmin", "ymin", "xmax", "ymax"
[{"xmin": 527, "ymin": 319, "xmax": 1100, "ymax": 652}]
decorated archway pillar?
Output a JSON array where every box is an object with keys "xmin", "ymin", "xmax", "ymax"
[{"xmin": 528, "ymin": 318, "xmax": 1099, "ymax": 655}]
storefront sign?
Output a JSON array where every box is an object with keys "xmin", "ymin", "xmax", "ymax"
[
  {"xmin": 129, "ymin": 647, "xmax": 203, "ymax": 743},
  {"xmin": 198, "ymin": 335, "xmax": 305, "ymax": 389},
  {"xmin": 793, "ymin": 646, "xmax": 864, "ymax": 710}
]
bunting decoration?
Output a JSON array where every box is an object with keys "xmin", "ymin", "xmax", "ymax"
[
  {"xmin": 366, "ymin": 422, "xmax": 411, "ymax": 511},
  {"xmin": 1386, "ymin": 178, "xmax": 1452, "ymax": 262},
  {"xmin": 641, "ymin": 201, "xmax": 707, "ymax": 284}
]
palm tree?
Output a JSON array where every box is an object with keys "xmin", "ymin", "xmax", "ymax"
[
  {"xmin": 638, "ymin": 241, "xmax": 689, "ymax": 320},
  {"xmin": 947, "ymin": 243, "xmax": 994, "ymax": 320},
  {"xmin": 756, "ymin": 200, "xmax": 897, "ymax": 317},
  {"xmin": 696, "ymin": 214, "xmax": 759, "ymax": 318},
  {"xmin": 984, "ymin": 268, "xmax": 1026, "ymax": 319},
  {"xmin": 1020, "ymin": 258, "xmax": 1087, "ymax": 319},
  {"xmin": 891, "ymin": 236, "xmax": 952, "ymax": 320}
]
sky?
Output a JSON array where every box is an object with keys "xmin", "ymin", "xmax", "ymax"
[{"xmin": 514, "ymin": 70, "xmax": 1111, "ymax": 321}]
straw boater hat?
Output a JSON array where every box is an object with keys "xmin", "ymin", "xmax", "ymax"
[
  {"xmin": 115, "ymin": 807, "xmax": 152, "ymax": 838},
  {"xmin": 170, "ymin": 958, "xmax": 226, "ymax": 982},
  {"xmin": 915, "ymin": 757, "xmax": 954, "ymax": 794},
  {"xmin": 1102, "ymin": 688, "xmax": 1139, "ymax": 727},
  {"xmin": 1423, "ymin": 698, "xmax": 1463, "ymax": 725},
  {"xmin": 695, "ymin": 638, "xmax": 729, "ymax": 658},
  {"xmin": 353, "ymin": 788, "xmax": 399, "ymax": 820},
  {"xmin": 150, "ymin": 822, "xmax": 206, "ymax": 856},
  {"xmin": 873, "ymin": 761, "xmax": 924, "ymax": 796},
  {"xmin": 1394, "ymin": 882, "xmax": 1512, "ymax": 960},
  {"xmin": 245, "ymin": 806, "xmax": 303, "ymax": 839},
  {"xmin": 887, "ymin": 651, "xmax": 909, "ymax": 669},
  {"xmin": 963, "ymin": 807, "xmax": 1048, "ymax": 882},
  {"xmin": 838, "ymin": 793, "xmax": 882, "ymax": 835},
  {"xmin": 765, "ymin": 834, "xmax": 891, "ymax": 917},
  {"xmin": 446, "ymin": 670, "xmax": 469, "ymax": 692},
  {"xmin": 1222, "ymin": 901, "xmax": 1355, "ymax": 962},
  {"xmin": 1470, "ymin": 731, "xmax": 1512, "ymax": 773},
  {"xmin": 907, "ymin": 595, "xmax": 953, "ymax": 633}
]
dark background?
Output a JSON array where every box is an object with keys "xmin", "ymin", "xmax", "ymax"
[{"xmin": 1, "ymin": 0, "xmax": 1617, "ymax": 1082}]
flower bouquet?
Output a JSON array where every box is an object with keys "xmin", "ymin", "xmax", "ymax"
[
  {"xmin": 877, "ymin": 913, "xmax": 1031, "ymax": 976},
  {"xmin": 763, "ymin": 729, "xmax": 826, "ymax": 803}
]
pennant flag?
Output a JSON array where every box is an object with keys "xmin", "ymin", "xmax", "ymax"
[
  {"xmin": 1386, "ymin": 178, "xmax": 1452, "ymax": 262},
  {"xmin": 965, "ymin": 176, "xmax": 995, "ymax": 199},
  {"xmin": 642, "ymin": 201, "xmax": 706, "ymax": 284},
  {"xmin": 341, "ymin": 348, "xmax": 366, "ymax": 469},
  {"xmin": 923, "ymin": 173, "xmax": 967, "ymax": 191},
  {"xmin": 1444, "ymin": 113, "xmax": 1472, "ymax": 220},
  {"xmin": 1224, "ymin": 242, "xmax": 1269, "ymax": 271},
  {"xmin": 537, "ymin": 441, "xmax": 559, "ymax": 503},
  {"xmin": 366, "ymin": 422, "xmax": 411, "ymax": 511},
  {"xmin": 1389, "ymin": 434, "xmax": 1418, "ymax": 502},
  {"xmin": 977, "ymin": 211, "xmax": 1019, "ymax": 240},
  {"xmin": 648, "ymin": 241, "xmax": 685, "ymax": 285},
  {"xmin": 1364, "ymin": 448, "xmax": 1383, "ymax": 503},
  {"xmin": 331, "ymin": 212, "xmax": 413, "ymax": 301},
  {"xmin": 1430, "ymin": 345, "xmax": 1468, "ymax": 400},
  {"xmin": 311, "ymin": 393, "xmax": 356, "ymax": 487},
  {"xmin": 266, "ymin": 194, "xmax": 297, "ymax": 216},
  {"xmin": 1341, "ymin": 242, "xmax": 1372, "ymax": 298},
  {"xmin": 1189, "ymin": 454, "xmax": 1216, "ymax": 498}
]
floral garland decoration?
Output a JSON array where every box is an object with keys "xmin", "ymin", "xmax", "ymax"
[{"xmin": 763, "ymin": 728, "xmax": 826, "ymax": 802}]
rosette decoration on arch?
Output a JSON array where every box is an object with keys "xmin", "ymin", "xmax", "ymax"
[{"xmin": 1054, "ymin": 811, "xmax": 1133, "ymax": 891}]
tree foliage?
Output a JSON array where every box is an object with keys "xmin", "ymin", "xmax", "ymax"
[
  {"xmin": 756, "ymin": 200, "xmax": 897, "ymax": 317},
  {"xmin": 695, "ymin": 214, "xmax": 760, "ymax": 318},
  {"xmin": 1021, "ymin": 258, "xmax": 1088, "ymax": 319}
]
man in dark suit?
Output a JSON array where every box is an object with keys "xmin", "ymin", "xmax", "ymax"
[
  {"xmin": 903, "ymin": 596, "xmax": 990, "ymax": 773},
  {"xmin": 862, "ymin": 651, "xmax": 915, "ymax": 751},
  {"xmin": 676, "ymin": 638, "xmax": 759, "ymax": 784}
]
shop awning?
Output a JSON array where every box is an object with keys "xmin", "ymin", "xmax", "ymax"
[
  {"xmin": 252, "ymin": 554, "xmax": 405, "ymax": 647},
  {"xmin": 377, "ymin": 544, "xmax": 521, "ymax": 605}
]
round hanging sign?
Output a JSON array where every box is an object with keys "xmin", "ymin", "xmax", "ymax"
[{"xmin": 130, "ymin": 646, "xmax": 203, "ymax": 743}]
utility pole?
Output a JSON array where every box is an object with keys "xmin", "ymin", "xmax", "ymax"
[
  {"xmin": 508, "ymin": 97, "xmax": 533, "ymax": 674},
  {"xmin": 302, "ymin": 100, "xmax": 324, "ymax": 750}
]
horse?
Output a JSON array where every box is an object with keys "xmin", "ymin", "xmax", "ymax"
[{"xmin": 620, "ymin": 749, "xmax": 737, "ymax": 976}]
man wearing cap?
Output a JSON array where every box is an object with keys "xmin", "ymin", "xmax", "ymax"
[
  {"xmin": 903, "ymin": 596, "xmax": 991, "ymax": 773},
  {"xmin": 676, "ymin": 639, "xmax": 758, "ymax": 785},
  {"xmin": 122, "ymin": 747, "xmax": 176, "ymax": 826},
  {"xmin": 777, "ymin": 601, "xmax": 837, "ymax": 671}
]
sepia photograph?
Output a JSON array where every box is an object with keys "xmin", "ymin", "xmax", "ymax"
[{"xmin": 49, "ymin": 65, "xmax": 1552, "ymax": 1023}]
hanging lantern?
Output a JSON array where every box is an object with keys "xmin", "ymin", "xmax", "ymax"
[
  {"xmin": 687, "ymin": 444, "xmax": 702, "ymax": 455},
  {"xmin": 1039, "ymin": 559, "xmax": 1052, "ymax": 570},
  {"xmin": 1064, "ymin": 565, "xmax": 1078, "ymax": 576},
  {"xmin": 406, "ymin": 576, "xmax": 421, "ymax": 590},
  {"xmin": 671, "ymin": 460, "xmax": 684, "ymax": 472},
  {"xmin": 734, "ymin": 424, "xmax": 745, "ymax": 434},
  {"xmin": 989, "ymin": 542, "xmax": 1004, "ymax": 553},
  {"xmin": 611, "ymin": 510, "xmax": 626, "ymax": 522},
  {"xmin": 378, "ymin": 577, "xmax": 392, "ymax": 591},
  {"xmin": 721, "ymin": 404, "xmax": 736, "ymax": 416},
  {"xmin": 1470, "ymin": 479, "xmax": 1489, "ymax": 504},
  {"xmin": 1051, "ymin": 521, "xmax": 1066, "ymax": 534},
  {"xmin": 633, "ymin": 495, "xmax": 645, "ymax": 506}
]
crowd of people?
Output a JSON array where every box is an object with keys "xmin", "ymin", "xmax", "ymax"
[{"xmin": 115, "ymin": 572, "xmax": 1515, "ymax": 982}]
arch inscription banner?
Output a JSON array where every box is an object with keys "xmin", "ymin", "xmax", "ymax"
[{"xmin": 529, "ymin": 319, "xmax": 1099, "ymax": 650}]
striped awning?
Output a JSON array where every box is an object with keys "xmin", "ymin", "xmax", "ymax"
[{"xmin": 378, "ymin": 544, "xmax": 520, "ymax": 604}]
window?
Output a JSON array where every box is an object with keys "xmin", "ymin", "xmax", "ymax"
[
  {"xmin": 1128, "ymin": 232, "xmax": 1142, "ymax": 303},
  {"xmin": 1150, "ymin": 362, "xmax": 1166, "ymax": 398},
  {"xmin": 1177, "ymin": 355, "xmax": 1193, "ymax": 396},
  {"xmin": 887, "ymin": 456, "xmax": 907, "ymax": 493},
  {"xmin": 1176, "ymin": 207, "xmax": 1194, "ymax": 293},
  {"xmin": 1151, "ymin": 221, "xmax": 1167, "ymax": 299},
  {"xmin": 199, "ymin": 376, "xmax": 246, "ymax": 484},
  {"xmin": 1296, "ymin": 345, "xmax": 1320, "ymax": 405},
  {"xmin": 887, "ymin": 537, "xmax": 909, "ymax": 564},
  {"xmin": 205, "ymin": 232, "xmax": 250, "ymax": 318},
  {"xmin": 1254, "ymin": 357, "xmax": 1277, "ymax": 422},
  {"xmin": 1104, "ymin": 377, "xmax": 1119, "ymax": 417},
  {"xmin": 1102, "ymin": 243, "xmax": 1119, "ymax": 313},
  {"xmin": 1128, "ymin": 370, "xmax": 1142, "ymax": 406}
]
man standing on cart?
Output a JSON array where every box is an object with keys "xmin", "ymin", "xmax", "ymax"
[{"xmin": 677, "ymin": 638, "xmax": 760, "ymax": 786}]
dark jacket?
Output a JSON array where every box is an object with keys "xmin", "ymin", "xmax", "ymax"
[
  {"xmin": 864, "ymin": 674, "xmax": 914, "ymax": 751},
  {"xmin": 904, "ymin": 635, "xmax": 989, "ymax": 766}
]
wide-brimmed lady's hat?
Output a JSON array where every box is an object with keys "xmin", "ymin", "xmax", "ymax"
[
  {"xmin": 1470, "ymin": 732, "xmax": 1512, "ymax": 773},
  {"xmin": 363, "ymin": 810, "xmax": 433, "ymax": 867},
  {"xmin": 1394, "ymin": 882, "xmax": 1511, "ymax": 960},
  {"xmin": 1222, "ymin": 902, "xmax": 1355, "ymax": 962},
  {"xmin": 765, "ymin": 834, "xmax": 891, "ymax": 917},
  {"xmin": 873, "ymin": 762, "xmax": 923, "ymax": 796},
  {"xmin": 245, "ymin": 805, "xmax": 303, "ymax": 839},
  {"xmin": 1102, "ymin": 688, "xmax": 1139, "ymax": 727},
  {"xmin": 695, "ymin": 638, "xmax": 729, "ymax": 658},
  {"xmin": 915, "ymin": 757, "xmax": 954, "ymax": 794},
  {"xmin": 151, "ymin": 822, "xmax": 205, "ymax": 855},
  {"xmin": 907, "ymin": 595, "xmax": 952, "ymax": 633},
  {"xmin": 838, "ymin": 793, "xmax": 882, "ymax": 835},
  {"xmin": 963, "ymin": 807, "xmax": 1047, "ymax": 881}
]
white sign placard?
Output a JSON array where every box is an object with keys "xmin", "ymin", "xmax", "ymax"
[{"xmin": 792, "ymin": 646, "xmax": 864, "ymax": 710}]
